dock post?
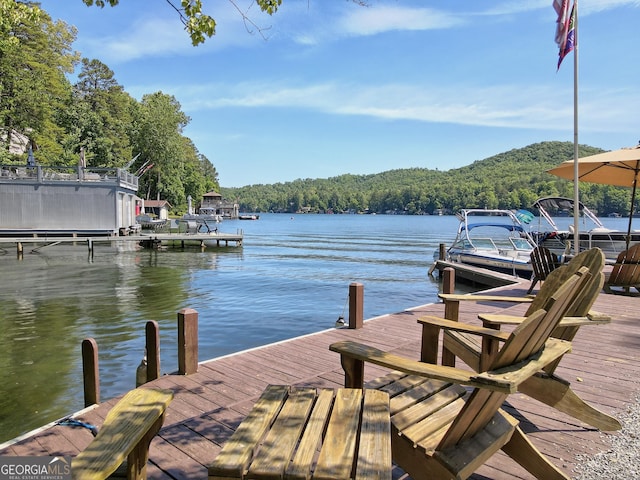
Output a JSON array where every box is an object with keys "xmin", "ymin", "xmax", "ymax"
[
  {"xmin": 146, "ymin": 320, "xmax": 161, "ymax": 382},
  {"xmin": 441, "ymin": 267, "xmax": 458, "ymax": 367},
  {"xmin": 178, "ymin": 308, "xmax": 198, "ymax": 375},
  {"xmin": 348, "ymin": 282, "xmax": 364, "ymax": 329},
  {"xmin": 438, "ymin": 243, "xmax": 447, "ymax": 261},
  {"xmin": 17, "ymin": 242, "xmax": 23, "ymax": 258},
  {"xmin": 82, "ymin": 338, "xmax": 100, "ymax": 407},
  {"xmin": 443, "ymin": 267, "xmax": 455, "ymax": 295}
]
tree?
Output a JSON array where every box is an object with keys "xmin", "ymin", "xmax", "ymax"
[
  {"xmin": 0, "ymin": 0, "xmax": 41, "ymax": 47},
  {"xmin": 180, "ymin": 138, "xmax": 220, "ymax": 210},
  {"xmin": 81, "ymin": 1, "xmax": 369, "ymax": 45},
  {"xmin": 82, "ymin": 0, "xmax": 283, "ymax": 45},
  {"xmin": 0, "ymin": 2, "xmax": 78, "ymax": 163},
  {"xmin": 132, "ymin": 92, "xmax": 190, "ymax": 207},
  {"xmin": 66, "ymin": 58, "xmax": 136, "ymax": 167}
]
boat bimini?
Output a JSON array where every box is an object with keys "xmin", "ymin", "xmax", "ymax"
[
  {"xmin": 445, "ymin": 209, "xmax": 537, "ymax": 278},
  {"xmin": 531, "ymin": 196, "xmax": 640, "ymax": 261}
]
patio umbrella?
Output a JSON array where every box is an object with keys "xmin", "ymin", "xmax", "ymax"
[{"xmin": 547, "ymin": 145, "xmax": 640, "ymax": 251}]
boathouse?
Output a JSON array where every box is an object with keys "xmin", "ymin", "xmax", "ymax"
[
  {"xmin": 0, "ymin": 164, "xmax": 141, "ymax": 236},
  {"xmin": 199, "ymin": 190, "xmax": 239, "ymax": 219},
  {"xmin": 142, "ymin": 199, "xmax": 172, "ymax": 220}
]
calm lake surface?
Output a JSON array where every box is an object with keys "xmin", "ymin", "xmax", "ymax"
[
  {"xmin": 0, "ymin": 213, "xmax": 459, "ymax": 442},
  {"xmin": 0, "ymin": 212, "xmax": 632, "ymax": 443}
]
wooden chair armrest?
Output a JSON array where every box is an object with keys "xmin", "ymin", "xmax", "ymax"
[
  {"xmin": 586, "ymin": 311, "xmax": 612, "ymax": 323},
  {"xmin": 480, "ymin": 311, "xmax": 612, "ymax": 328},
  {"xmin": 72, "ymin": 388, "xmax": 173, "ymax": 480},
  {"xmin": 417, "ymin": 316, "xmax": 511, "ymax": 341},
  {"xmin": 330, "ymin": 340, "xmax": 510, "ymax": 391},
  {"xmin": 331, "ymin": 339, "xmax": 572, "ymax": 394},
  {"xmin": 473, "ymin": 338, "xmax": 572, "ymax": 389},
  {"xmin": 438, "ymin": 293, "xmax": 533, "ymax": 304},
  {"xmin": 331, "ymin": 341, "xmax": 517, "ymax": 394}
]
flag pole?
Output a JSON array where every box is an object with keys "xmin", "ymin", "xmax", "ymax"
[{"xmin": 572, "ymin": 0, "xmax": 580, "ymax": 256}]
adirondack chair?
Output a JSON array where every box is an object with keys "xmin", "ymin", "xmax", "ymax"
[
  {"xmin": 71, "ymin": 387, "xmax": 173, "ymax": 480},
  {"xmin": 437, "ymin": 247, "xmax": 620, "ymax": 431},
  {"xmin": 330, "ymin": 268, "xmax": 590, "ymax": 480},
  {"xmin": 527, "ymin": 246, "xmax": 560, "ymax": 294},
  {"xmin": 604, "ymin": 243, "xmax": 640, "ymax": 295}
]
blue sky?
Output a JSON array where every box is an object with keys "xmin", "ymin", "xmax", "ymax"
[{"xmin": 37, "ymin": 1, "xmax": 640, "ymax": 188}]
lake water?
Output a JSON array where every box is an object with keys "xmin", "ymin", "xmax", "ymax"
[
  {"xmin": 0, "ymin": 213, "xmax": 461, "ymax": 443},
  {"xmin": 0, "ymin": 212, "xmax": 633, "ymax": 443}
]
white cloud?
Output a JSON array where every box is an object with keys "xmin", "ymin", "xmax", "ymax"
[
  {"xmin": 338, "ymin": 6, "xmax": 465, "ymax": 36},
  {"xmin": 79, "ymin": 3, "xmax": 276, "ymax": 63},
  {"xmin": 153, "ymin": 78, "xmax": 638, "ymax": 135}
]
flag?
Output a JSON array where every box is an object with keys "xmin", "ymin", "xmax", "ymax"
[
  {"xmin": 553, "ymin": 0, "xmax": 571, "ymax": 50},
  {"xmin": 557, "ymin": 3, "xmax": 576, "ymax": 69},
  {"xmin": 139, "ymin": 163, "xmax": 154, "ymax": 176}
]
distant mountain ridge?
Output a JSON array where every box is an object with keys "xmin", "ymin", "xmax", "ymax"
[{"xmin": 220, "ymin": 141, "xmax": 632, "ymax": 216}]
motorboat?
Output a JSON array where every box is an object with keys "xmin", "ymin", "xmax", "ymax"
[
  {"xmin": 531, "ymin": 196, "xmax": 640, "ymax": 260},
  {"xmin": 445, "ymin": 209, "xmax": 537, "ymax": 278},
  {"xmin": 136, "ymin": 214, "xmax": 168, "ymax": 231}
]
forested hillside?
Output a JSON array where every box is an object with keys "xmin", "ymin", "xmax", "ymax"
[{"xmin": 221, "ymin": 141, "xmax": 632, "ymax": 216}]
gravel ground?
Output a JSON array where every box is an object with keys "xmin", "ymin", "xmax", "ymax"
[{"xmin": 573, "ymin": 393, "xmax": 640, "ymax": 479}]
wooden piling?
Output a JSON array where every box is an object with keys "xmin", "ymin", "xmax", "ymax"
[
  {"xmin": 441, "ymin": 267, "xmax": 457, "ymax": 367},
  {"xmin": 178, "ymin": 308, "xmax": 198, "ymax": 375},
  {"xmin": 443, "ymin": 267, "xmax": 455, "ymax": 294},
  {"xmin": 82, "ymin": 338, "xmax": 100, "ymax": 407},
  {"xmin": 146, "ymin": 320, "xmax": 160, "ymax": 382},
  {"xmin": 438, "ymin": 243, "xmax": 447, "ymax": 261},
  {"xmin": 348, "ymin": 282, "xmax": 364, "ymax": 329}
]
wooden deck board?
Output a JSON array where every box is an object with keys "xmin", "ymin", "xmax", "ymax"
[{"xmin": 1, "ymin": 283, "xmax": 639, "ymax": 480}]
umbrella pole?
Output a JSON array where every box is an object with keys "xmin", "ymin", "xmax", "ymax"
[{"xmin": 626, "ymin": 174, "xmax": 638, "ymax": 251}]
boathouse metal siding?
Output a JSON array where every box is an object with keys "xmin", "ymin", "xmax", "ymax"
[{"xmin": 0, "ymin": 166, "xmax": 140, "ymax": 234}]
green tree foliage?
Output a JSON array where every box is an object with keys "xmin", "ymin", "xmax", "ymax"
[
  {"xmin": 0, "ymin": 3, "xmax": 219, "ymax": 213},
  {"xmin": 0, "ymin": 2, "xmax": 78, "ymax": 163},
  {"xmin": 179, "ymin": 137, "xmax": 220, "ymax": 208},
  {"xmin": 132, "ymin": 92, "xmax": 192, "ymax": 208},
  {"xmin": 62, "ymin": 58, "xmax": 136, "ymax": 167},
  {"xmin": 81, "ymin": 0, "xmax": 283, "ymax": 45},
  {"xmin": 80, "ymin": 1, "xmax": 369, "ymax": 45},
  {"xmin": 221, "ymin": 142, "xmax": 635, "ymax": 217}
]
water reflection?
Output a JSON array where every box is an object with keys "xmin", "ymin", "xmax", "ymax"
[{"xmin": 0, "ymin": 214, "xmax": 457, "ymax": 443}]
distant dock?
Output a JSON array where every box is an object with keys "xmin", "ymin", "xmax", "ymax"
[{"xmin": 0, "ymin": 230, "xmax": 243, "ymax": 255}]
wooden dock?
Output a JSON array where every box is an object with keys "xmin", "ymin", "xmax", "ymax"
[
  {"xmin": 430, "ymin": 259, "xmax": 524, "ymax": 287},
  {"xmin": 0, "ymin": 231, "xmax": 243, "ymax": 254},
  {"xmin": 1, "ymin": 279, "xmax": 638, "ymax": 479}
]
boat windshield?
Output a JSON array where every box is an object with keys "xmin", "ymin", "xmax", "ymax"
[
  {"xmin": 510, "ymin": 237, "xmax": 534, "ymax": 251},
  {"xmin": 471, "ymin": 238, "xmax": 498, "ymax": 250}
]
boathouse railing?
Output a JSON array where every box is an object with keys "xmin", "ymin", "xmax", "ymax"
[{"xmin": 0, "ymin": 164, "xmax": 138, "ymax": 190}]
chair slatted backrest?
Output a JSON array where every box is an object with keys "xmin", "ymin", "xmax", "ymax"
[
  {"xmin": 530, "ymin": 246, "xmax": 559, "ymax": 281},
  {"xmin": 437, "ymin": 268, "xmax": 590, "ymax": 451},
  {"xmin": 608, "ymin": 244, "xmax": 640, "ymax": 287},
  {"xmin": 526, "ymin": 248, "xmax": 605, "ymax": 318}
]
